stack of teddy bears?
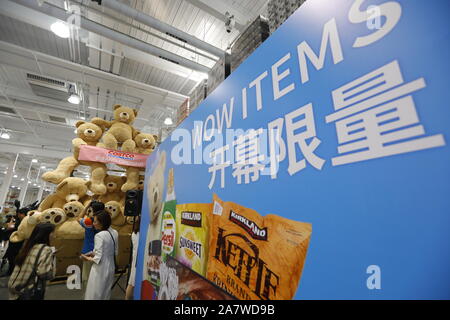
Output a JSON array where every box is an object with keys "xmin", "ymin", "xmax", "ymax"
[{"xmin": 10, "ymin": 104, "xmax": 154, "ymax": 254}]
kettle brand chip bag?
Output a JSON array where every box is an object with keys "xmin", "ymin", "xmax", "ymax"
[
  {"xmin": 175, "ymin": 203, "xmax": 211, "ymax": 276},
  {"xmin": 206, "ymin": 194, "xmax": 312, "ymax": 300}
]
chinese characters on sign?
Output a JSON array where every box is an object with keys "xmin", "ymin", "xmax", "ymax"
[{"xmin": 208, "ymin": 60, "xmax": 445, "ymax": 189}]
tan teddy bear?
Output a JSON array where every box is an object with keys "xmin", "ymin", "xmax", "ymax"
[
  {"xmin": 38, "ymin": 177, "xmax": 89, "ymax": 211},
  {"xmin": 92, "ymin": 104, "xmax": 139, "ymax": 151},
  {"xmin": 99, "ymin": 175, "xmax": 126, "ymax": 204},
  {"xmin": 132, "ymin": 133, "xmax": 156, "ymax": 154},
  {"xmin": 54, "ymin": 201, "xmax": 85, "ymax": 240},
  {"xmin": 120, "ymin": 133, "xmax": 155, "ymax": 192},
  {"xmin": 105, "ymin": 200, "xmax": 126, "ymax": 228},
  {"xmin": 9, "ymin": 211, "xmax": 42, "ymax": 243},
  {"xmin": 42, "ymin": 120, "xmax": 108, "ymax": 195}
]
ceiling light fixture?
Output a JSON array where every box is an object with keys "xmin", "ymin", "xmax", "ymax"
[
  {"xmin": 164, "ymin": 117, "xmax": 173, "ymax": 126},
  {"xmin": 0, "ymin": 132, "xmax": 10, "ymax": 139},
  {"xmin": 50, "ymin": 21, "xmax": 70, "ymax": 38},
  {"xmin": 68, "ymin": 94, "xmax": 81, "ymax": 105},
  {"xmin": 20, "ymin": 178, "xmax": 24, "ymax": 181},
  {"xmin": 13, "ymin": 174, "xmax": 17, "ymax": 178},
  {"xmin": 32, "ymin": 159, "xmax": 38, "ymax": 163}
]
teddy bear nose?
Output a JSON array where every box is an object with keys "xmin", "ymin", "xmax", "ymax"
[
  {"xmin": 87, "ymin": 129, "xmax": 92, "ymax": 133},
  {"xmin": 144, "ymin": 139, "xmax": 149, "ymax": 143},
  {"xmin": 108, "ymin": 183, "xmax": 113, "ymax": 187}
]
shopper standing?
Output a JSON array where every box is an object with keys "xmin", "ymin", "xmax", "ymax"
[
  {"xmin": 81, "ymin": 210, "xmax": 118, "ymax": 300},
  {"xmin": 78, "ymin": 200, "xmax": 104, "ymax": 290},
  {"xmin": 7, "ymin": 223, "xmax": 56, "ymax": 300},
  {"xmin": 125, "ymin": 216, "xmax": 140, "ymax": 300},
  {"xmin": 1, "ymin": 207, "xmax": 27, "ymax": 276}
]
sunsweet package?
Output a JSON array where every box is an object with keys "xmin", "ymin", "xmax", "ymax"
[
  {"xmin": 175, "ymin": 203, "xmax": 211, "ymax": 276},
  {"xmin": 206, "ymin": 194, "xmax": 312, "ymax": 300}
]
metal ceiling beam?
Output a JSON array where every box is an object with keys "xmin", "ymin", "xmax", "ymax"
[
  {"xmin": 99, "ymin": 0, "xmax": 225, "ymax": 58},
  {"xmin": 0, "ymin": 0, "xmax": 207, "ymax": 83},
  {"xmin": 183, "ymin": 0, "xmax": 246, "ymax": 32},
  {"xmin": 13, "ymin": 0, "xmax": 211, "ymax": 73},
  {"xmin": 0, "ymin": 40, "xmax": 188, "ymax": 101},
  {"xmin": 72, "ymin": 0, "xmax": 218, "ymax": 62},
  {"xmin": 0, "ymin": 141, "xmax": 72, "ymax": 159}
]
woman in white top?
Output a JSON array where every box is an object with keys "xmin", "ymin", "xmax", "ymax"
[
  {"xmin": 125, "ymin": 216, "xmax": 140, "ymax": 300},
  {"xmin": 81, "ymin": 210, "xmax": 118, "ymax": 300}
]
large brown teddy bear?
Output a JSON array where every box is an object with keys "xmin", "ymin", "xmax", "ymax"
[
  {"xmin": 9, "ymin": 211, "xmax": 42, "ymax": 243},
  {"xmin": 120, "ymin": 133, "xmax": 155, "ymax": 192},
  {"xmin": 42, "ymin": 120, "xmax": 107, "ymax": 195},
  {"xmin": 55, "ymin": 201, "xmax": 85, "ymax": 239},
  {"xmin": 105, "ymin": 201, "xmax": 131, "ymax": 235},
  {"xmin": 99, "ymin": 175, "xmax": 126, "ymax": 204},
  {"xmin": 132, "ymin": 133, "xmax": 156, "ymax": 154},
  {"xmin": 92, "ymin": 104, "xmax": 139, "ymax": 151},
  {"xmin": 38, "ymin": 177, "xmax": 89, "ymax": 211}
]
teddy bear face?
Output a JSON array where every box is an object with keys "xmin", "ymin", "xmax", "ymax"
[
  {"xmin": 56, "ymin": 177, "xmax": 89, "ymax": 202},
  {"xmin": 76, "ymin": 122, "xmax": 103, "ymax": 142},
  {"xmin": 135, "ymin": 133, "xmax": 156, "ymax": 150},
  {"xmin": 147, "ymin": 151, "xmax": 166, "ymax": 224},
  {"xmin": 105, "ymin": 201, "xmax": 121, "ymax": 219},
  {"xmin": 41, "ymin": 208, "xmax": 66, "ymax": 225},
  {"xmin": 63, "ymin": 201, "xmax": 84, "ymax": 219},
  {"xmin": 85, "ymin": 206, "xmax": 95, "ymax": 219},
  {"xmin": 113, "ymin": 104, "xmax": 137, "ymax": 124},
  {"xmin": 137, "ymin": 176, "xmax": 145, "ymax": 190},
  {"xmin": 104, "ymin": 175, "xmax": 126, "ymax": 193}
]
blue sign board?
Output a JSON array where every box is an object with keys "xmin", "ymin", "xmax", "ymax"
[{"xmin": 135, "ymin": 0, "xmax": 450, "ymax": 299}]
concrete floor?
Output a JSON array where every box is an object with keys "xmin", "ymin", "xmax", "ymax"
[{"xmin": 0, "ymin": 272, "xmax": 129, "ymax": 300}]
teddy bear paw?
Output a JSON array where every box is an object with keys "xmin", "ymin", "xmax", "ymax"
[
  {"xmin": 42, "ymin": 171, "xmax": 67, "ymax": 184},
  {"xmin": 90, "ymin": 183, "xmax": 107, "ymax": 195},
  {"xmin": 121, "ymin": 182, "xmax": 138, "ymax": 192}
]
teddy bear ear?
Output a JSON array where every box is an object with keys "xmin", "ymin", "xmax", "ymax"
[
  {"xmin": 152, "ymin": 135, "xmax": 158, "ymax": 142},
  {"xmin": 75, "ymin": 121, "xmax": 85, "ymax": 128},
  {"xmin": 85, "ymin": 180, "xmax": 92, "ymax": 189},
  {"xmin": 133, "ymin": 109, "xmax": 138, "ymax": 116},
  {"xmin": 121, "ymin": 176, "xmax": 127, "ymax": 184},
  {"xmin": 113, "ymin": 104, "xmax": 122, "ymax": 110}
]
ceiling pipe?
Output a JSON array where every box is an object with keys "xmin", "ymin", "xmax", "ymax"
[
  {"xmin": 71, "ymin": 0, "xmax": 218, "ymax": 62},
  {"xmin": 97, "ymin": 0, "xmax": 225, "ymax": 58},
  {"xmin": 13, "ymin": 0, "xmax": 210, "ymax": 73}
]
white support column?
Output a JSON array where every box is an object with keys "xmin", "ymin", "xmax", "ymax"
[
  {"xmin": 36, "ymin": 182, "xmax": 45, "ymax": 203},
  {"xmin": 18, "ymin": 178, "xmax": 29, "ymax": 205},
  {"xmin": 0, "ymin": 157, "xmax": 15, "ymax": 210}
]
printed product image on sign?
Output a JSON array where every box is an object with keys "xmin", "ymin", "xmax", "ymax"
[
  {"xmin": 143, "ymin": 151, "xmax": 167, "ymax": 288},
  {"xmin": 161, "ymin": 168, "xmax": 176, "ymax": 261},
  {"xmin": 206, "ymin": 194, "xmax": 312, "ymax": 300},
  {"xmin": 175, "ymin": 203, "xmax": 211, "ymax": 276},
  {"xmin": 164, "ymin": 256, "xmax": 235, "ymax": 300}
]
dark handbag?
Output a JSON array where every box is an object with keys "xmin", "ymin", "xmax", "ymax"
[{"xmin": 14, "ymin": 245, "xmax": 47, "ymax": 300}]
